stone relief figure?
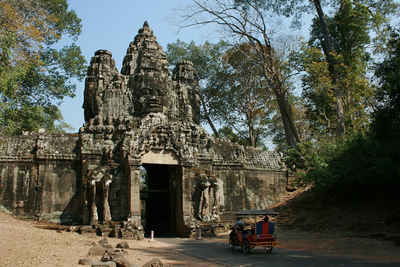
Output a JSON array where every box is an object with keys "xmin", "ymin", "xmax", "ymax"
[
  {"xmin": 104, "ymin": 117, "xmax": 114, "ymax": 139},
  {"xmin": 94, "ymin": 115, "xmax": 105, "ymax": 133},
  {"xmin": 83, "ymin": 165, "xmax": 114, "ymax": 224},
  {"xmin": 192, "ymin": 169, "xmax": 220, "ymax": 221}
]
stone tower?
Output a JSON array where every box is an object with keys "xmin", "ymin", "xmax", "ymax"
[{"xmin": 81, "ymin": 21, "xmax": 200, "ymax": 129}]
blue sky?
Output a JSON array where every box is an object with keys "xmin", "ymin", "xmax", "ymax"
[{"xmin": 59, "ymin": 0, "xmax": 215, "ymax": 132}]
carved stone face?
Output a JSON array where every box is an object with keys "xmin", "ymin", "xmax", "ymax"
[
  {"xmin": 138, "ymin": 87, "xmax": 165, "ymax": 113},
  {"xmin": 134, "ymin": 76, "xmax": 168, "ymax": 116}
]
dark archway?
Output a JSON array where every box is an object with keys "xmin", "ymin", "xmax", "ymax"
[{"xmin": 141, "ymin": 164, "xmax": 183, "ymax": 237}]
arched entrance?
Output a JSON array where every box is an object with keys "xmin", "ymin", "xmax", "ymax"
[{"xmin": 140, "ymin": 149, "xmax": 184, "ymax": 237}]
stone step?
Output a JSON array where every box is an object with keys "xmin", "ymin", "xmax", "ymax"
[{"xmin": 79, "ymin": 226, "xmax": 97, "ymax": 235}]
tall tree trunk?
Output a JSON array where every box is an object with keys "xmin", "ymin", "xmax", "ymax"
[
  {"xmin": 313, "ymin": 0, "xmax": 346, "ymax": 136},
  {"xmin": 274, "ymin": 87, "xmax": 300, "ymax": 148},
  {"xmin": 257, "ymin": 45, "xmax": 301, "ymax": 148},
  {"xmin": 248, "ymin": 116, "xmax": 256, "ymax": 147},
  {"xmin": 201, "ymin": 95, "xmax": 219, "ymax": 137}
]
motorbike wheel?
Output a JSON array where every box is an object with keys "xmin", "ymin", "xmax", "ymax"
[
  {"xmin": 265, "ymin": 246, "xmax": 273, "ymax": 252},
  {"xmin": 229, "ymin": 238, "xmax": 236, "ymax": 249},
  {"xmin": 242, "ymin": 239, "xmax": 251, "ymax": 254}
]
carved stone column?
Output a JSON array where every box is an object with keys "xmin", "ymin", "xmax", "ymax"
[
  {"xmin": 89, "ymin": 180, "xmax": 98, "ymax": 224},
  {"xmin": 126, "ymin": 155, "xmax": 142, "ymax": 226},
  {"xmin": 182, "ymin": 166, "xmax": 196, "ymax": 230},
  {"xmin": 103, "ymin": 177, "xmax": 112, "ymax": 222}
]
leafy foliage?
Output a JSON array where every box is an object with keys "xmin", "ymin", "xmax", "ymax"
[
  {"xmin": 286, "ymin": 133, "xmax": 399, "ymax": 201},
  {"xmin": 270, "ymin": 94, "xmax": 310, "ymax": 152},
  {"xmin": 373, "ymin": 28, "xmax": 400, "ymax": 140},
  {"xmin": 209, "ymin": 43, "xmax": 278, "ymax": 148},
  {"xmin": 167, "ymin": 40, "xmax": 280, "ymax": 149},
  {"xmin": 235, "ymin": 0, "xmax": 398, "ymax": 32},
  {"xmin": 283, "ymin": 3, "xmax": 400, "ymax": 203},
  {"xmin": 0, "ymin": 0, "xmax": 86, "ymax": 134},
  {"xmin": 293, "ymin": 0, "xmax": 376, "ymax": 139},
  {"xmin": 286, "ymin": 29, "xmax": 400, "ymax": 196},
  {"xmin": 176, "ymin": 0, "xmax": 302, "ymax": 147},
  {"xmin": 217, "ymin": 126, "xmax": 243, "ymax": 144},
  {"xmin": 235, "ymin": 0, "xmax": 398, "ymax": 137}
]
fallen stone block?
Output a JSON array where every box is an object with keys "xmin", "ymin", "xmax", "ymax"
[
  {"xmin": 142, "ymin": 258, "xmax": 163, "ymax": 267},
  {"xmin": 92, "ymin": 261, "xmax": 117, "ymax": 267},
  {"xmin": 89, "ymin": 245, "xmax": 108, "ymax": 256},
  {"xmin": 116, "ymin": 241, "xmax": 129, "ymax": 249},
  {"xmin": 78, "ymin": 258, "xmax": 93, "ymax": 265},
  {"xmin": 113, "ymin": 254, "xmax": 131, "ymax": 267}
]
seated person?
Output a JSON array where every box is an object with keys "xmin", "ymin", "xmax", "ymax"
[
  {"xmin": 255, "ymin": 216, "xmax": 275, "ymax": 238},
  {"xmin": 232, "ymin": 217, "xmax": 245, "ymax": 242}
]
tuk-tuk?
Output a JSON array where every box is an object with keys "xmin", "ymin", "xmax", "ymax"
[{"xmin": 229, "ymin": 209, "xmax": 279, "ymax": 254}]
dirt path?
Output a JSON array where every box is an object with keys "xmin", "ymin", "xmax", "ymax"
[{"xmin": 0, "ymin": 211, "xmax": 217, "ymax": 266}]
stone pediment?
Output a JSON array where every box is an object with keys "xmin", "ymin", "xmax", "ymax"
[{"xmin": 141, "ymin": 149, "xmax": 180, "ymax": 165}]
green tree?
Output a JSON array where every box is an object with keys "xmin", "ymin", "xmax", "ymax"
[
  {"xmin": 0, "ymin": 0, "xmax": 86, "ymax": 135},
  {"xmin": 176, "ymin": 0, "xmax": 302, "ymax": 148},
  {"xmin": 372, "ymin": 28, "xmax": 400, "ymax": 142},
  {"xmin": 269, "ymin": 94, "xmax": 310, "ymax": 152},
  {"xmin": 166, "ymin": 40, "xmax": 228, "ymax": 137},
  {"xmin": 217, "ymin": 126, "xmax": 242, "ymax": 143},
  {"xmin": 286, "ymin": 27, "xmax": 400, "ymax": 201},
  {"xmin": 295, "ymin": 0, "xmax": 374, "ymax": 138},
  {"xmin": 216, "ymin": 125, "xmax": 269, "ymax": 148},
  {"xmin": 209, "ymin": 43, "xmax": 277, "ymax": 148},
  {"xmin": 168, "ymin": 40, "xmax": 280, "ymax": 149},
  {"xmin": 235, "ymin": 0, "xmax": 398, "ymax": 137}
]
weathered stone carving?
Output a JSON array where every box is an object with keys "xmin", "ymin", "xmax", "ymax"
[
  {"xmin": 0, "ymin": 21, "xmax": 291, "ymax": 239},
  {"xmin": 82, "ymin": 21, "xmax": 201, "ymax": 128},
  {"xmin": 83, "ymin": 165, "xmax": 114, "ymax": 224},
  {"xmin": 83, "ymin": 50, "xmax": 120, "ymax": 123},
  {"xmin": 192, "ymin": 169, "xmax": 220, "ymax": 222},
  {"xmin": 171, "ymin": 60, "xmax": 201, "ymax": 124}
]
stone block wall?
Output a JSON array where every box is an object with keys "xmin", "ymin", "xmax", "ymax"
[
  {"xmin": 0, "ymin": 133, "xmax": 81, "ymax": 223},
  {"xmin": 210, "ymin": 166, "xmax": 288, "ymax": 221}
]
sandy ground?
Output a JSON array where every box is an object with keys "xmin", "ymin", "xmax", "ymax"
[
  {"xmin": 277, "ymin": 228, "xmax": 400, "ymax": 263},
  {"xmin": 1, "ymin": 211, "xmax": 399, "ymax": 266},
  {"xmin": 0, "ymin": 211, "xmax": 218, "ymax": 267}
]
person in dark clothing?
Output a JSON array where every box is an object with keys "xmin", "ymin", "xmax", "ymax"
[{"xmin": 230, "ymin": 217, "xmax": 246, "ymax": 243}]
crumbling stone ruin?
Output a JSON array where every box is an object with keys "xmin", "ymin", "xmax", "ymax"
[{"xmin": 0, "ymin": 22, "xmax": 292, "ymax": 238}]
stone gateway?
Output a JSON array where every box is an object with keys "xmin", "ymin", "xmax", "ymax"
[{"xmin": 0, "ymin": 22, "xmax": 292, "ymax": 238}]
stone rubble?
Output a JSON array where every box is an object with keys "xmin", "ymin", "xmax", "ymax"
[{"xmin": 81, "ymin": 238, "xmax": 162, "ymax": 267}]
